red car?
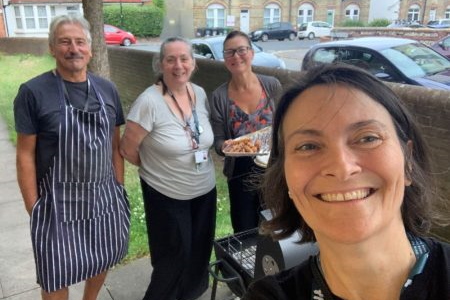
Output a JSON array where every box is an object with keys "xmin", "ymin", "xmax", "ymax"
[
  {"xmin": 431, "ymin": 35, "xmax": 450, "ymax": 59},
  {"xmin": 104, "ymin": 24, "xmax": 136, "ymax": 46}
]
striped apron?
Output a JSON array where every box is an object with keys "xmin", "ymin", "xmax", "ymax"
[{"xmin": 30, "ymin": 75, "xmax": 130, "ymax": 292}]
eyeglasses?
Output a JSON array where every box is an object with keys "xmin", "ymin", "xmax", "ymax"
[
  {"xmin": 184, "ymin": 124, "xmax": 199, "ymax": 150},
  {"xmin": 223, "ymin": 46, "xmax": 251, "ymax": 58}
]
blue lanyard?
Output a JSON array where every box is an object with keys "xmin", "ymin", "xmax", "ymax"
[{"xmin": 164, "ymin": 82, "xmax": 200, "ymax": 145}]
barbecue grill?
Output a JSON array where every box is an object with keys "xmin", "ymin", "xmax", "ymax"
[{"xmin": 208, "ymin": 210, "xmax": 318, "ymax": 299}]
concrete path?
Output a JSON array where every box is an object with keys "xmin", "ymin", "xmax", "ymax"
[{"xmin": 0, "ymin": 117, "xmax": 235, "ymax": 299}]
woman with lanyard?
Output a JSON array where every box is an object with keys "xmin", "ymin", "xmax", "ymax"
[
  {"xmin": 243, "ymin": 64, "xmax": 450, "ymax": 300},
  {"xmin": 120, "ymin": 37, "xmax": 216, "ymax": 300}
]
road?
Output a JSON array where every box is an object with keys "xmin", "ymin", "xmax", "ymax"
[
  {"xmin": 131, "ymin": 38, "xmax": 320, "ymax": 71},
  {"xmin": 253, "ymin": 39, "xmax": 319, "ymax": 70}
]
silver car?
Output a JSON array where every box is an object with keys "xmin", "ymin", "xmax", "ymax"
[
  {"xmin": 191, "ymin": 36, "xmax": 286, "ymax": 69},
  {"xmin": 302, "ymin": 37, "xmax": 450, "ymax": 91}
]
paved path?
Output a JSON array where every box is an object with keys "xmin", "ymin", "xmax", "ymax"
[{"xmin": 0, "ymin": 117, "xmax": 235, "ymax": 299}]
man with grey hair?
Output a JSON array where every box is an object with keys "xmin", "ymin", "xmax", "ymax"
[{"xmin": 14, "ymin": 14, "xmax": 130, "ymax": 299}]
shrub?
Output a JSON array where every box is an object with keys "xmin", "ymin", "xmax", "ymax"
[
  {"xmin": 104, "ymin": 5, "xmax": 164, "ymax": 37},
  {"xmin": 369, "ymin": 18, "xmax": 391, "ymax": 27},
  {"xmin": 340, "ymin": 19, "xmax": 365, "ymax": 27}
]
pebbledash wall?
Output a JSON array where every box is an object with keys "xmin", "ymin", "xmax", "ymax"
[{"xmin": 1, "ymin": 37, "xmax": 449, "ymax": 241}]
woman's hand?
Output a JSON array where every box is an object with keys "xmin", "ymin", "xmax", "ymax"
[{"xmin": 119, "ymin": 121, "xmax": 149, "ymax": 166}]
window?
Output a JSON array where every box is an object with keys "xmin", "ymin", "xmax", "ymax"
[
  {"xmin": 24, "ymin": 6, "xmax": 36, "ymax": 29},
  {"xmin": 298, "ymin": 3, "xmax": 314, "ymax": 25},
  {"xmin": 14, "ymin": 6, "xmax": 23, "ymax": 29},
  {"xmin": 13, "ymin": 5, "xmax": 55, "ymax": 31},
  {"xmin": 37, "ymin": 6, "xmax": 48, "ymax": 29},
  {"xmin": 446, "ymin": 6, "xmax": 450, "ymax": 19},
  {"xmin": 264, "ymin": 4, "xmax": 280, "ymax": 26},
  {"xmin": 66, "ymin": 5, "xmax": 81, "ymax": 16},
  {"xmin": 345, "ymin": 5, "xmax": 360, "ymax": 21},
  {"xmin": 408, "ymin": 4, "xmax": 420, "ymax": 22},
  {"xmin": 206, "ymin": 4, "xmax": 225, "ymax": 28}
]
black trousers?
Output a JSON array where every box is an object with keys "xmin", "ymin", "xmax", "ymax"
[
  {"xmin": 140, "ymin": 178, "xmax": 217, "ymax": 300},
  {"xmin": 228, "ymin": 157, "xmax": 264, "ymax": 233}
]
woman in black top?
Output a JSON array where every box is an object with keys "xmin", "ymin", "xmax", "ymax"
[{"xmin": 244, "ymin": 63, "xmax": 450, "ymax": 300}]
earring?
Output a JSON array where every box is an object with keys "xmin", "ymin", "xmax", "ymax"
[{"xmin": 288, "ymin": 191, "xmax": 292, "ymax": 198}]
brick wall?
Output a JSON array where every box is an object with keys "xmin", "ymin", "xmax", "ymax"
[
  {"xmin": 107, "ymin": 46, "xmax": 450, "ymax": 241},
  {"xmin": 331, "ymin": 27, "xmax": 450, "ymax": 46},
  {"xmin": 0, "ymin": 37, "xmax": 49, "ymax": 55},
  {"xmin": 0, "ymin": 10, "xmax": 6, "ymax": 38},
  {"xmin": 0, "ymin": 39, "xmax": 448, "ymax": 241}
]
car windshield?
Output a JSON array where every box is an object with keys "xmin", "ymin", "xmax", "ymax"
[
  {"xmin": 381, "ymin": 42, "xmax": 450, "ymax": 77},
  {"xmin": 212, "ymin": 40, "xmax": 262, "ymax": 60}
]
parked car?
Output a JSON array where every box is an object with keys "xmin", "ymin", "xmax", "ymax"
[
  {"xmin": 298, "ymin": 21, "xmax": 332, "ymax": 40},
  {"xmin": 195, "ymin": 27, "xmax": 230, "ymax": 37},
  {"xmin": 427, "ymin": 19, "xmax": 450, "ymax": 29},
  {"xmin": 302, "ymin": 37, "xmax": 450, "ymax": 91},
  {"xmin": 191, "ymin": 36, "xmax": 286, "ymax": 69},
  {"xmin": 248, "ymin": 22, "xmax": 297, "ymax": 42},
  {"xmin": 104, "ymin": 24, "xmax": 136, "ymax": 46},
  {"xmin": 387, "ymin": 20, "xmax": 425, "ymax": 28},
  {"xmin": 431, "ymin": 35, "xmax": 450, "ymax": 59}
]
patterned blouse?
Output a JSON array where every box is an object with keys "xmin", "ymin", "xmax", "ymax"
[{"xmin": 229, "ymin": 88, "xmax": 273, "ymax": 138}]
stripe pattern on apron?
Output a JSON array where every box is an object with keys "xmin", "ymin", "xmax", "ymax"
[{"xmin": 30, "ymin": 75, "xmax": 130, "ymax": 292}]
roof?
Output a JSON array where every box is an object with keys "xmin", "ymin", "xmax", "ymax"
[
  {"xmin": 8, "ymin": 0, "xmax": 150, "ymax": 3},
  {"xmin": 191, "ymin": 36, "xmax": 226, "ymax": 43}
]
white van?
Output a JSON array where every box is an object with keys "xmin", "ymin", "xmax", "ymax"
[{"xmin": 297, "ymin": 21, "xmax": 332, "ymax": 40}]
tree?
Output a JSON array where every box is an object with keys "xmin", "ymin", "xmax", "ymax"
[{"xmin": 82, "ymin": 0, "xmax": 110, "ymax": 78}]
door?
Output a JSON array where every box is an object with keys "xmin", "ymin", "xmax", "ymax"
[
  {"xmin": 327, "ymin": 10, "xmax": 334, "ymax": 26},
  {"xmin": 240, "ymin": 10, "xmax": 250, "ymax": 33}
]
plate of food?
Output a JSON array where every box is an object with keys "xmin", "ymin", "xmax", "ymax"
[{"xmin": 223, "ymin": 126, "xmax": 272, "ymax": 157}]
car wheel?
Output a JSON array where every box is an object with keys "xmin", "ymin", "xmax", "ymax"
[
  {"xmin": 261, "ymin": 34, "xmax": 269, "ymax": 42},
  {"xmin": 307, "ymin": 32, "xmax": 315, "ymax": 40},
  {"xmin": 122, "ymin": 38, "xmax": 132, "ymax": 46},
  {"xmin": 289, "ymin": 33, "xmax": 296, "ymax": 41}
]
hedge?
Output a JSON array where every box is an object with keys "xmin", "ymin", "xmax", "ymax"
[{"xmin": 103, "ymin": 5, "xmax": 163, "ymax": 37}]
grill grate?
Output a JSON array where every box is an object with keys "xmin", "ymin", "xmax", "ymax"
[
  {"xmin": 230, "ymin": 244, "xmax": 256, "ymax": 277},
  {"xmin": 216, "ymin": 229, "xmax": 259, "ymax": 279}
]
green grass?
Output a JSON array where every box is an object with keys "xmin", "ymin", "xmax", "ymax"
[
  {"xmin": 0, "ymin": 54, "xmax": 55, "ymax": 143},
  {"xmin": 0, "ymin": 53, "xmax": 233, "ymax": 262}
]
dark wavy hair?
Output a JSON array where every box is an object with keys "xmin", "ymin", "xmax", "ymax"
[
  {"xmin": 223, "ymin": 30, "xmax": 253, "ymax": 49},
  {"xmin": 261, "ymin": 63, "xmax": 443, "ymax": 242}
]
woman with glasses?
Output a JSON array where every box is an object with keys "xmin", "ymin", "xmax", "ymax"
[
  {"xmin": 210, "ymin": 30, "xmax": 282, "ymax": 233},
  {"xmin": 120, "ymin": 37, "xmax": 216, "ymax": 300}
]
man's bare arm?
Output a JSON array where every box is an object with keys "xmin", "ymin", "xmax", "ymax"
[{"xmin": 16, "ymin": 133, "xmax": 38, "ymax": 215}]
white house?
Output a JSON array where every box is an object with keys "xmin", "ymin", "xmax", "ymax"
[{"xmin": 1, "ymin": 0, "xmax": 149, "ymax": 37}]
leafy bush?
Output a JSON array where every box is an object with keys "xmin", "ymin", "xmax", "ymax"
[
  {"xmin": 340, "ymin": 19, "xmax": 366, "ymax": 27},
  {"xmin": 153, "ymin": 0, "xmax": 165, "ymax": 11},
  {"xmin": 369, "ymin": 18, "xmax": 391, "ymax": 27},
  {"xmin": 104, "ymin": 5, "xmax": 163, "ymax": 37}
]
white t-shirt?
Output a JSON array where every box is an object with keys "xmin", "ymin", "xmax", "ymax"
[{"xmin": 127, "ymin": 83, "xmax": 215, "ymax": 200}]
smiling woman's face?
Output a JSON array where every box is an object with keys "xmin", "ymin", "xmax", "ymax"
[{"xmin": 282, "ymin": 84, "xmax": 411, "ymax": 244}]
